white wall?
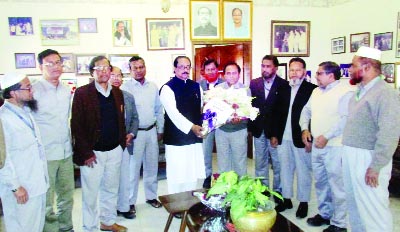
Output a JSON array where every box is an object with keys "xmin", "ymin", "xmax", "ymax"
[{"xmin": 1, "ymin": 0, "xmax": 399, "ymax": 87}]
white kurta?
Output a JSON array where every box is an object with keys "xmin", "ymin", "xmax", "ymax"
[{"xmin": 160, "ymin": 85, "xmax": 205, "ymax": 194}]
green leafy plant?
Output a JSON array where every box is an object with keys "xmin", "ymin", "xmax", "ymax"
[{"xmin": 207, "ymin": 171, "xmax": 282, "ymax": 221}]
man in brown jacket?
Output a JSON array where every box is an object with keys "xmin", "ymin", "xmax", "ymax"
[{"xmin": 71, "ymin": 56, "xmax": 128, "ymax": 232}]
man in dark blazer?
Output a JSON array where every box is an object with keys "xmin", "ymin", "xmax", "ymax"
[
  {"xmin": 197, "ymin": 58, "xmax": 224, "ymax": 188},
  {"xmin": 271, "ymin": 57, "xmax": 317, "ymax": 219},
  {"xmin": 71, "ymin": 56, "xmax": 128, "ymax": 232},
  {"xmin": 248, "ymin": 55, "xmax": 289, "ymax": 200}
]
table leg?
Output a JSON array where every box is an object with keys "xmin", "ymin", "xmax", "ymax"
[
  {"xmin": 179, "ymin": 211, "xmax": 188, "ymax": 232},
  {"xmin": 164, "ymin": 213, "xmax": 174, "ymax": 232}
]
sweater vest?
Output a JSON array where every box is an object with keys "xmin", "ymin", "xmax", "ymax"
[
  {"xmin": 310, "ymin": 81, "xmax": 353, "ymax": 146},
  {"xmin": 163, "ymin": 77, "xmax": 202, "ymax": 146}
]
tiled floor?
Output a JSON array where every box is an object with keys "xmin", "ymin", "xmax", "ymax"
[{"xmin": 1, "ymin": 156, "xmax": 399, "ymax": 231}]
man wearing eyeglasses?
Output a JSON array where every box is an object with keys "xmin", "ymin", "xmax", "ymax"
[
  {"xmin": 300, "ymin": 62, "xmax": 354, "ymax": 232},
  {"xmin": 71, "ymin": 56, "xmax": 127, "ymax": 232},
  {"xmin": 160, "ymin": 56, "xmax": 205, "ymax": 196},
  {"xmin": 0, "ymin": 72, "xmax": 48, "ymax": 232},
  {"xmin": 32, "ymin": 49, "xmax": 75, "ymax": 232}
]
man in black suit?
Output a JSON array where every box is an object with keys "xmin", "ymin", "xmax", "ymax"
[
  {"xmin": 271, "ymin": 57, "xmax": 317, "ymax": 219},
  {"xmin": 248, "ymin": 55, "xmax": 289, "ymax": 200}
]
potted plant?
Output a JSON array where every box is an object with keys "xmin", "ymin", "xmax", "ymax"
[{"xmin": 207, "ymin": 171, "xmax": 282, "ymax": 232}]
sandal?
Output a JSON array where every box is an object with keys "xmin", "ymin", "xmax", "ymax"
[{"xmin": 146, "ymin": 199, "xmax": 162, "ymax": 208}]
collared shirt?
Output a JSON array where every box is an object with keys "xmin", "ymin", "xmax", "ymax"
[
  {"xmin": 264, "ymin": 75, "xmax": 276, "ymax": 99},
  {"xmin": 32, "ymin": 78, "xmax": 72, "ymax": 161},
  {"xmin": 95, "ymin": 81, "xmax": 112, "ymax": 97},
  {"xmin": 356, "ymin": 76, "xmax": 381, "ymax": 101},
  {"xmin": 121, "ymin": 78, "xmax": 164, "ymax": 133},
  {"xmin": 282, "ymin": 78, "xmax": 305, "ymax": 140}
]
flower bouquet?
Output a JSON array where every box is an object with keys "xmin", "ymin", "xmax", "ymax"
[{"xmin": 201, "ymin": 87, "xmax": 259, "ymax": 136}]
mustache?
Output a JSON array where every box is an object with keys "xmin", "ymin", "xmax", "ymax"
[{"xmin": 182, "ymin": 72, "xmax": 189, "ymax": 75}]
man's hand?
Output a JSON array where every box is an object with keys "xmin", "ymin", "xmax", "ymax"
[
  {"xmin": 126, "ymin": 134, "xmax": 134, "ymax": 146},
  {"xmin": 191, "ymin": 124, "xmax": 204, "ymax": 138},
  {"xmin": 314, "ymin": 135, "xmax": 328, "ymax": 149},
  {"xmin": 270, "ymin": 137, "xmax": 278, "ymax": 148},
  {"xmin": 84, "ymin": 155, "xmax": 97, "ymax": 168},
  {"xmin": 365, "ymin": 167, "xmax": 379, "ymax": 188},
  {"xmin": 305, "ymin": 142, "xmax": 312, "ymax": 153},
  {"xmin": 157, "ymin": 133, "xmax": 164, "ymax": 141},
  {"xmin": 301, "ymin": 130, "xmax": 312, "ymax": 147},
  {"xmin": 13, "ymin": 186, "xmax": 29, "ymax": 204}
]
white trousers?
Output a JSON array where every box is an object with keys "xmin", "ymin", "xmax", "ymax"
[
  {"xmin": 80, "ymin": 145, "xmax": 123, "ymax": 232},
  {"xmin": 2, "ymin": 192, "xmax": 46, "ymax": 232},
  {"xmin": 117, "ymin": 148, "xmax": 131, "ymax": 212},
  {"xmin": 342, "ymin": 146, "xmax": 392, "ymax": 232}
]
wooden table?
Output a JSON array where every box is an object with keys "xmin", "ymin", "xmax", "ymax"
[{"xmin": 158, "ymin": 189, "xmax": 204, "ymax": 232}]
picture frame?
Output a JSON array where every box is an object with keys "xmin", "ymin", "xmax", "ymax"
[
  {"xmin": 373, "ymin": 32, "xmax": 393, "ymax": 51},
  {"xmin": 112, "ymin": 18, "xmax": 133, "ymax": 47},
  {"xmin": 277, "ymin": 63, "xmax": 287, "ymax": 80},
  {"xmin": 145, "ymin": 18, "xmax": 185, "ymax": 50},
  {"xmin": 396, "ymin": 12, "xmax": 400, "ymax": 58},
  {"xmin": 15, "ymin": 53, "xmax": 36, "ymax": 69},
  {"xmin": 222, "ymin": 1, "xmax": 252, "ymax": 40},
  {"xmin": 40, "ymin": 19, "xmax": 79, "ymax": 46},
  {"xmin": 340, "ymin": 63, "xmax": 351, "ymax": 78},
  {"xmin": 190, "ymin": 0, "xmax": 221, "ymax": 41},
  {"xmin": 109, "ymin": 54, "xmax": 136, "ymax": 74},
  {"xmin": 331, "ymin": 36, "xmax": 346, "ymax": 54},
  {"xmin": 59, "ymin": 53, "xmax": 75, "ymax": 73},
  {"xmin": 382, "ymin": 63, "xmax": 395, "ymax": 84},
  {"xmin": 271, "ymin": 20, "xmax": 311, "ymax": 57},
  {"xmin": 350, "ymin": 32, "xmax": 370, "ymax": 52},
  {"xmin": 78, "ymin": 18, "xmax": 97, "ymax": 33},
  {"xmin": 8, "ymin": 17, "xmax": 33, "ymax": 36},
  {"xmin": 75, "ymin": 54, "xmax": 104, "ymax": 75}
]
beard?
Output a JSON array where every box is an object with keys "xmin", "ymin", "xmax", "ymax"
[
  {"xmin": 349, "ymin": 70, "xmax": 363, "ymax": 85},
  {"xmin": 262, "ymin": 71, "xmax": 274, "ymax": 80},
  {"xmin": 24, "ymin": 99, "xmax": 38, "ymax": 112}
]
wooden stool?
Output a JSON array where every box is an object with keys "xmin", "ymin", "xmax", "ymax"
[{"xmin": 158, "ymin": 189, "xmax": 204, "ymax": 232}]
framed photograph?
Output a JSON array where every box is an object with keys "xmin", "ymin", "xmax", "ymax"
[
  {"xmin": 112, "ymin": 18, "xmax": 133, "ymax": 47},
  {"xmin": 109, "ymin": 54, "xmax": 136, "ymax": 74},
  {"xmin": 60, "ymin": 53, "xmax": 75, "ymax": 73},
  {"xmin": 396, "ymin": 12, "xmax": 400, "ymax": 58},
  {"xmin": 331, "ymin": 36, "xmax": 346, "ymax": 54},
  {"xmin": 8, "ymin": 17, "xmax": 33, "ymax": 36},
  {"xmin": 75, "ymin": 54, "xmax": 104, "ymax": 75},
  {"xmin": 271, "ymin": 20, "xmax": 311, "ymax": 57},
  {"xmin": 277, "ymin": 63, "xmax": 287, "ymax": 80},
  {"xmin": 340, "ymin": 63, "xmax": 351, "ymax": 78},
  {"xmin": 350, "ymin": 32, "xmax": 370, "ymax": 52},
  {"xmin": 374, "ymin": 32, "xmax": 393, "ymax": 51},
  {"xmin": 223, "ymin": 1, "xmax": 252, "ymax": 40},
  {"xmin": 61, "ymin": 78, "xmax": 77, "ymax": 94},
  {"xmin": 78, "ymin": 18, "xmax": 97, "ymax": 33},
  {"xmin": 15, "ymin": 53, "xmax": 36, "ymax": 69},
  {"xmin": 40, "ymin": 19, "xmax": 79, "ymax": 46},
  {"xmin": 145, "ymin": 18, "xmax": 185, "ymax": 50},
  {"xmin": 190, "ymin": 0, "xmax": 220, "ymax": 41},
  {"xmin": 382, "ymin": 63, "xmax": 395, "ymax": 83}
]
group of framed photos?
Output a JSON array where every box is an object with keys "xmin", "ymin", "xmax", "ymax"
[{"xmin": 331, "ymin": 32, "xmax": 394, "ymax": 54}]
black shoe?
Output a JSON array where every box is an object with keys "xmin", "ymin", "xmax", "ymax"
[
  {"xmin": 307, "ymin": 214, "xmax": 330, "ymax": 226},
  {"xmin": 203, "ymin": 176, "xmax": 211, "ymax": 189},
  {"xmin": 262, "ymin": 190, "xmax": 271, "ymax": 197},
  {"xmin": 117, "ymin": 210, "xmax": 136, "ymax": 219},
  {"xmin": 129, "ymin": 204, "xmax": 136, "ymax": 214},
  {"xmin": 323, "ymin": 225, "xmax": 347, "ymax": 232},
  {"xmin": 273, "ymin": 191, "xmax": 282, "ymax": 203},
  {"xmin": 296, "ymin": 202, "xmax": 308, "ymax": 218},
  {"xmin": 146, "ymin": 199, "xmax": 162, "ymax": 208},
  {"xmin": 275, "ymin": 198, "xmax": 293, "ymax": 212},
  {"xmin": 173, "ymin": 212, "xmax": 182, "ymax": 219}
]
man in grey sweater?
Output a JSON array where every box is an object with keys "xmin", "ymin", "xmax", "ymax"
[{"xmin": 342, "ymin": 46, "xmax": 400, "ymax": 232}]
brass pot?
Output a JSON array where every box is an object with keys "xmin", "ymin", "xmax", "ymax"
[{"xmin": 232, "ymin": 209, "xmax": 277, "ymax": 232}]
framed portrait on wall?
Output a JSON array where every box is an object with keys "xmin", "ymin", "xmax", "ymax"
[
  {"xmin": 270, "ymin": 20, "xmax": 310, "ymax": 57},
  {"xmin": 277, "ymin": 63, "xmax": 287, "ymax": 80},
  {"xmin": 190, "ymin": 0, "xmax": 220, "ymax": 41},
  {"xmin": 382, "ymin": 63, "xmax": 395, "ymax": 84},
  {"xmin": 15, "ymin": 53, "xmax": 36, "ymax": 69},
  {"xmin": 222, "ymin": 1, "xmax": 252, "ymax": 40},
  {"xmin": 60, "ymin": 53, "xmax": 75, "ymax": 73},
  {"xmin": 78, "ymin": 18, "xmax": 97, "ymax": 33},
  {"xmin": 373, "ymin": 32, "xmax": 393, "ymax": 51},
  {"xmin": 108, "ymin": 54, "xmax": 136, "ymax": 74},
  {"xmin": 112, "ymin": 18, "xmax": 133, "ymax": 47},
  {"xmin": 8, "ymin": 17, "xmax": 33, "ymax": 36},
  {"xmin": 40, "ymin": 19, "xmax": 79, "ymax": 46},
  {"xmin": 75, "ymin": 54, "xmax": 105, "ymax": 75},
  {"xmin": 340, "ymin": 63, "xmax": 351, "ymax": 78},
  {"xmin": 350, "ymin": 32, "xmax": 370, "ymax": 52},
  {"xmin": 331, "ymin": 36, "xmax": 345, "ymax": 54},
  {"xmin": 145, "ymin": 18, "xmax": 185, "ymax": 50}
]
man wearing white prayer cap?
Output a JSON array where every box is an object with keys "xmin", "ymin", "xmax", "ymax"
[
  {"xmin": 0, "ymin": 72, "xmax": 49, "ymax": 232},
  {"xmin": 342, "ymin": 47, "xmax": 400, "ymax": 232}
]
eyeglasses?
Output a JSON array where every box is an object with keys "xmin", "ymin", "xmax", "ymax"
[
  {"xmin": 315, "ymin": 71, "xmax": 330, "ymax": 76},
  {"xmin": 93, "ymin": 66, "xmax": 111, "ymax": 71},
  {"xmin": 17, "ymin": 87, "xmax": 32, "ymax": 91},
  {"xmin": 111, "ymin": 74, "xmax": 123, "ymax": 78},
  {"xmin": 176, "ymin": 65, "xmax": 191, "ymax": 70},
  {"xmin": 43, "ymin": 61, "xmax": 63, "ymax": 68}
]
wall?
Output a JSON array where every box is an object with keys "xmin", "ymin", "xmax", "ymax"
[{"xmin": 0, "ymin": 0, "xmax": 399, "ymax": 88}]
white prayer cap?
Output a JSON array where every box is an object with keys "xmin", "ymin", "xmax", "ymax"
[
  {"xmin": 355, "ymin": 46, "xmax": 382, "ymax": 61},
  {"xmin": 0, "ymin": 72, "xmax": 26, "ymax": 89}
]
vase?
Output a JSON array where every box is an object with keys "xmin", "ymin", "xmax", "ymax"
[{"xmin": 232, "ymin": 209, "xmax": 277, "ymax": 232}]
